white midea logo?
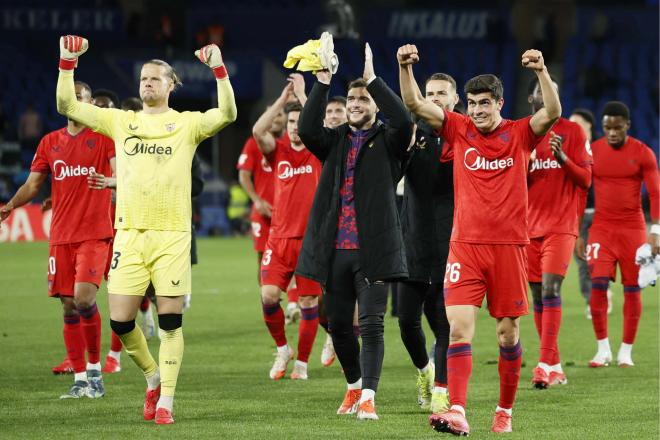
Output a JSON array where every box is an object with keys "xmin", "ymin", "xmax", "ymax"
[
  {"xmin": 530, "ymin": 158, "xmax": 561, "ymax": 172},
  {"xmin": 464, "ymin": 147, "xmax": 514, "ymax": 171},
  {"xmin": 53, "ymin": 160, "xmax": 96, "ymax": 181},
  {"xmin": 277, "ymin": 161, "xmax": 312, "ymax": 180}
]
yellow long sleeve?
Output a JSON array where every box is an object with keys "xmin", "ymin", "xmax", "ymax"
[{"xmin": 197, "ymin": 78, "xmax": 237, "ymax": 142}]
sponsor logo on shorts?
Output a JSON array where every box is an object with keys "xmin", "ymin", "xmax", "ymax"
[
  {"xmin": 171, "ymin": 280, "xmax": 180, "ymax": 287},
  {"xmin": 277, "ymin": 160, "xmax": 313, "ymax": 180},
  {"xmin": 129, "ymin": 124, "xmax": 138, "ymax": 131},
  {"xmin": 514, "ymin": 300, "xmax": 524, "ymax": 309},
  {"xmin": 530, "ymin": 158, "xmax": 561, "ymax": 172},
  {"xmin": 464, "ymin": 147, "xmax": 513, "ymax": 171},
  {"xmin": 53, "ymin": 160, "xmax": 96, "ymax": 181},
  {"xmin": 123, "ymin": 136, "xmax": 173, "ymax": 156}
]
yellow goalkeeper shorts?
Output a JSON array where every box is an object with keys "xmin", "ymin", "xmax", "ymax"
[{"xmin": 107, "ymin": 229, "xmax": 191, "ymax": 296}]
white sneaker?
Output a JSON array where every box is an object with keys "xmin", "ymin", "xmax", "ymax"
[
  {"xmin": 606, "ymin": 289, "xmax": 613, "ymax": 314},
  {"xmin": 588, "ymin": 350, "xmax": 612, "ymax": 368},
  {"xmin": 269, "ymin": 347, "xmax": 293, "ymax": 380},
  {"xmin": 290, "ymin": 362, "xmax": 308, "ymax": 380},
  {"xmin": 617, "ymin": 346, "xmax": 635, "ymax": 367},
  {"xmin": 140, "ymin": 307, "xmax": 155, "ymax": 340},
  {"xmin": 321, "ymin": 334, "xmax": 336, "ymax": 367}
]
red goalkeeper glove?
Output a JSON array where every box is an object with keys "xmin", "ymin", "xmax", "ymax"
[
  {"xmin": 59, "ymin": 35, "xmax": 88, "ymax": 70},
  {"xmin": 195, "ymin": 44, "xmax": 228, "ymax": 79}
]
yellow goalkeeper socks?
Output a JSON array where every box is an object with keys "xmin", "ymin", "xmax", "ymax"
[
  {"xmin": 159, "ymin": 327, "xmax": 184, "ymax": 400},
  {"xmin": 118, "ymin": 325, "xmax": 158, "ymax": 385}
]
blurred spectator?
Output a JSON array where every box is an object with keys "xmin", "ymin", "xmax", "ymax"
[
  {"xmin": 227, "ymin": 180, "xmax": 251, "ymax": 235},
  {"xmin": 18, "ymin": 104, "xmax": 42, "ymax": 167},
  {"xmin": 324, "ymin": 0, "xmax": 359, "ymax": 39},
  {"xmin": 121, "ymin": 97, "xmax": 143, "ymax": 111},
  {"xmin": 195, "ymin": 24, "xmax": 225, "ymax": 49},
  {"xmin": 0, "ymin": 103, "xmax": 9, "ymax": 141},
  {"xmin": 92, "ymin": 89, "xmax": 120, "ymax": 109}
]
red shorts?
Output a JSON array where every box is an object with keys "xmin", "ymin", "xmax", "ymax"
[
  {"xmin": 48, "ymin": 239, "xmax": 111, "ymax": 297},
  {"xmin": 250, "ymin": 213, "xmax": 271, "ymax": 253},
  {"xmin": 443, "ymin": 242, "xmax": 528, "ymax": 318},
  {"xmin": 260, "ymin": 237, "xmax": 321, "ymax": 295},
  {"xmin": 526, "ymin": 233, "xmax": 576, "ymax": 282},
  {"xmin": 588, "ymin": 227, "xmax": 646, "ymax": 285}
]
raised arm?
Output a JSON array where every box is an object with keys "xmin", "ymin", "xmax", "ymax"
[
  {"xmin": 195, "ymin": 44, "xmax": 238, "ymax": 140},
  {"xmin": 525, "ymin": 49, "xmax": 561, "ymax": 136},
  {"xmin": 56, "ymin": 36, "xmax": 116, "ymax": 136},
  {"xmin": 0, "ymin": 172, "xmax": 48, "ymax": 227},
  {"xmin": 253, "ymin": 83, "xmax": 292, "ymax": 155},
  {"xmin": 397, "ymin": 44, "xmax": 445, "ymax": 130}
]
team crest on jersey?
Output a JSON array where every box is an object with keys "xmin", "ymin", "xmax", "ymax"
[
  {"xmin": 165, "ymin": 123, "xmax": 176, "ymax": 132},
  {"xmin": 51, "ymin": 145, "xmax": 61, "ymax": 152},
  {"xmin": 86, "ymin": 139, "xmax": 96, "ymax": 149},
  {"xmin": 498, "ymin": 132, "xmax": 510, "ymax": 142}
]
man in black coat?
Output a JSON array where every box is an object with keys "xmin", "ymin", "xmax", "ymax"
[
  {"xmin": 397, "ymin": 73, "xmax": 456, "ymax": 415},
  {"xmin": 296, "ymin": 43, "xmax": 413, "ymax": 420}
]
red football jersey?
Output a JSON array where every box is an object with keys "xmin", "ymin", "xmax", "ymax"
[
  {"xmin": 591, "ymin": 135, "xmax": 660, "ymax": 229},
  {"xmin": 528, "ymin": 117, "xmax": 593, "ymax": 237},
  {"xmin": 236, "ymin": 136, "xmax": 274, "ymax": 222},
  {"xmin": 265, "ymin": 138, "xmax": 321, "ymax": 239},
  {"xmin": 440, "ymin": 111, "xmax": 542, "ymax": 244},
  {"xmin": 31, "ymin": 127, "xmax": 115, "ymax": 245}
]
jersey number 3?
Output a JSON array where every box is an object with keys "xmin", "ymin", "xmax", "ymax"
[{"xmin": 111, "ymin": 251, "xmax": 122, "ymax": 270}]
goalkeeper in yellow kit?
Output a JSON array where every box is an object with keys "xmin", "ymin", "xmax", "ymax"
[{"xmin": 56, "ymin": 35, "xmax": 237, "ymax": 424}]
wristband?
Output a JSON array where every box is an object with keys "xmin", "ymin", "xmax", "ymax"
[
  {"xmin": 59, "ymin": 58, "xmax": 76, "ymax": 70},
  {"xmin": 212, "ymin": 65, "xmax": 228, "ymax": 80},
  {"xmin": 651, "ymin": 224, "xmax": 660, "ymax": 235}
]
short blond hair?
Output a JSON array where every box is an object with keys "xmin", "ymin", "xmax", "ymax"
[{"xmin": 144, "ymin": 59, "xmax": 183, "ymax": 90}]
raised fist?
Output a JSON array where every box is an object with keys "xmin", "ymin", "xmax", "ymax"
[
  {"xmin": 60, "ymin": 35, "xmax": 88, "ymax": 60},
  {"xmin": 521, "ymin": 49, "xmax": 545, "ymax": 72},
  {"xmin": 195, "ymin": 44, "xmax": 224, "ymax": 69},
  {"xmin": 397, "ymin": 44, "xmax": 420, "ymax": 66}
]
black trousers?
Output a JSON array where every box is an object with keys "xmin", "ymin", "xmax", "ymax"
[
  {"xmin": 325, "ymin": 249, "xmax": 388, "ymax": 391},
  {"xmin": 397, "ymin": 281, "xmax": 449, "ymax": 385}
]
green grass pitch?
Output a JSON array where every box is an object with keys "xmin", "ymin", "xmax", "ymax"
[{"xmin": 0, "ymin": 237, "xmax": 657, "ymax": 439}]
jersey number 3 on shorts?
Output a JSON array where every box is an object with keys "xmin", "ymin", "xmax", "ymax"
[
  {"xmin": 444, "ymin": 262, "xmax": 461, "ymax": 283},
  {"xmin": 111, "ymin": 251, "xmax": 121, "ymax": 269},
  {"xmin": 262, "ymin": 249, "xmax": 272, "ymax": 266}
]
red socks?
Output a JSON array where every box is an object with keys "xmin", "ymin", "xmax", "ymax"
[
  {"xmin": 590, "ymin": 277, "xmax": 610, "ymax": 340},
  {"xmin": 78, "ymin": 303, "xmax": 101, "ymax": 364},
  {"xmin": 539, "ymin": 297, "xmax": 561, "ymax": 365},
  {"xmin": 446, "ymin": 343, "xmax": 472, "ymax": 408},
  {"xmin": 63, "ymin": 316, "xmax": 86, "ymax": 373},
  {"xmin": 498, "ymin": 342, "xmax": 522, "ymax": 410},
  {"xmin": 262, "ymin": 302, "xmax": 287, "ymax": 347},
  {"xmin": 110, "ymin": 331, "xmax": 123, "ymax": 352},
  {"xmin": 297, "ymin": 306, "xmax": 319, "ymax": 362},
  {"xmin": 622, "ymin": 286, "xmax": 642, "ymax": 344},
  {"xmin": 287, "ymin": 288, "xmax": 299, "ymax": 304}
]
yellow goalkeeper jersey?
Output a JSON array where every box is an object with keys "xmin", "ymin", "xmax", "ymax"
[{"xmin": 57, "ymin": 70, "xmax": 236, "ymax": 231}]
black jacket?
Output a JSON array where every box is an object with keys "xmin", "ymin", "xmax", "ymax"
[
  {"xmin": 401, "ymin": 121, "xmax": 454, "ymax": 284},
  {"xmin": 296, "ymin": 78, "xmax": 414, "ymax": 285}
]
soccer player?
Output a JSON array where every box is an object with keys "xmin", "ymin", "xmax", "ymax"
[
  {"xmin": 526, "ymin": 78, "xmax": 592, "ymax": 388},
  {"xmin": 0, "ymin": 81, "xmax": 115, "ymax": 399},
  {"xmin": 297, "ymin": 44, "xmax": 413, "ymax": 420},
  {"xmin": 253, "ymin": 77, "xmax": 323, "ymax": 381},
  {"xmin": 397, "ymin": 72, "xmax": 456, "ymax": 414},
  {"xmin": 398, "ymin": 44, "xmax": 560, "ymax": 434},
  {"xmin": 55, "ymin": 35, "xmax": 237, "ymax": 424},
  {"xmin": 92, "ymin": 89, "xmax": 120, "ymax": 110},
  {"xmin": 586, "ymin": 101, "xmax": 659, "ymax": 368},
  {"xmin": 570, "ymin": 108, "xmax": 613, "ymax": 319}
]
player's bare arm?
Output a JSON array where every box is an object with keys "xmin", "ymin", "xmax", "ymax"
[
  {"xmin": 288, "ymin": 73, "xmax": 307, "ymax": 107},
  {"xmin": 88, "ymin": 157, "xmax": 117, "ymax": 189},
  {"xmin": 195, "ymin": 44, "xmax": 238, "ymax": 133},
  {"xmin": 526, "ymin": 49, "xmax": 561, "ymax": 136},
  {"xmin": 0, "ymin": 172, "xmax": 48, "ymax": 227},
  {"xmin": 397, "ymin": 44, "xmax": 445, "ymax": 130},
  {"xmin": 238, "ymin": 169, "xmax": 272, "ymax": 217},
  {"xmin": 253, "ymin": 83, "xmax": 293, "ymax": 155}
]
